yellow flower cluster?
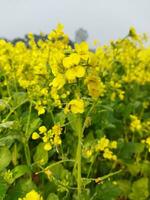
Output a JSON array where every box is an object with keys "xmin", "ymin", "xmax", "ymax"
[
  {"xmin": 83, "ymin": 136, "xmax": 117, "ymax": 161},
  {"xmin": 0, "ymin": 24, "xmax": 149, "ymax": 118},
  {"xmin": 130, "ymin": 115, "xmax": 142, "ymax": 132},
  {"xmin": 85, "ymin": 75, "xmax": 105, "ymax": 98},
  {"xmin": 95, "ymin": 136, "xmax": 117, "ymax": 161},
  {"xmin": 110, "ymin": 81, "xmax": 125, "ymax": 101},
  {"xmin": 32, "ymin": 125, "xmax": 62, "ymax": 151},
  {"xmin": 18, "ymin": 190, "xmax": 43, "ymax": 200},
  {"xmin": 141, "ymin": 137, "xmax": 150, "ymax": 152}
]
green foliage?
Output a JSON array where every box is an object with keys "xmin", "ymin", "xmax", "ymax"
[
  {"xmin": 129, "ymin": 177, "xmax": 149, "ymax": 200},
  {"xmin": 94, "ymin": 181, "xmax": 122, "ymax": 200},
  {"xmin": 0, "ymin": 177, "xmax": 8, "ymax": 200},
  {"xmin": 33, "ymin": 143, "xmax": 48, "ymax": 165},
  {"xmin": 0, "ymin": 25, "xmax": 150, "ymax": 199},
  {"xmin": 47, "ymin": 193, "xmax": 59, "ymax": 200},
  {"xmin": 0, "ymin": 147, "xmax": 11, "ymax": 171}
]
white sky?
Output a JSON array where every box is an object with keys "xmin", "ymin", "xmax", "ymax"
[{"xmin": 0, "ymin": 0, "xmax": 149, "ymax": 45}]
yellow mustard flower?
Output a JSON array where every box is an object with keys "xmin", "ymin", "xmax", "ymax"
[
  {"xmin": 37, "ymin": 106, "xmax": 45, "ymax": 116},
  {"xmin": 32, "ymin": 132, "xmax": 40, "ymax": 140},
  {"xmin": 146, "ymin": 137, "xmax": 150, "ymax": 146},
  {"xmin": 52, "ymin": 124, "xmax": 62, "ymax": 135},
  {"xmin": 96, "ymin": 136, "xmax": 109, "ymax": 151},
  {"xmin": 63, "ymin": 53, "xmax": 80, "ymax": 68},
  {"xmin": 74, "ymin": 65, "xmax": 86, "ymax": 78},
  {"xmin": 103, "ymin": 148, "xmax": 113, "ymax": 160},
  {"xmin": 18, "ymin": 190, "xmax": 43, "ymax": 200},
  {"xmin": 65, "ymin": 68, "xmax": 76, "ymax": 82},
  {"xmin": 44, "ymin": 142, "xmax": 52, "ymax": 151},
  {"xmin": 50, "ymin": 73, "xmax": 66, "ymax": 89},
  {"xmin": 109, "ymin": 141, "xmax": 117, "ymax": 149},
  {"xmin": 85, "ymin": 75, "xmax": 105, "ymax": 98},
  {"xmin": 68, "ymin": 99, "xmax": 84, "ymax": 114},
  {"xmin": 54, "ymin": 135, "xmax": 62, "ymax": 145},
  {"xmin": 39, "ymin": 126, "xmax": 47, "ymax": 134},
  {"xmin": 75, "ymin": 42, "xmax": 89, "ymax": 54},
  {"xmin": 130, "ymin": 115, "xmax": 142, "ymax": 132}
]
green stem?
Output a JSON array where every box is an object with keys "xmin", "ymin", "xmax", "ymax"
[
  {"xmin": 50, "ymin": 109, "xmax": 55, "ymax": 124},
  {"xmin": 84, "ymin": 169, "xmax": 122, "ymax": 183},
  {"xmin": 73, "ymin": 102, "xmax": 98, "ymax": 199},
  {"xmin": 35, "ymin": 159, "xmax": 75, "ymax": 173},
  {"xmin": 76, "ymin": 116, "xmax": 82, "ymax": 199},
  {"xmin": 3, "ymin": 99, "xmax": 28, "ymax": 122},
  {"xmin": 24, "ymin": 101, "xmax": 32, "ymax": 171},
  {"xmin": 25, "ymin": 101, "xmax": 32, "ymax": 140},
  {"xmin": 87, "ymin": 153, "xmax": 98, "ymax": 178}
]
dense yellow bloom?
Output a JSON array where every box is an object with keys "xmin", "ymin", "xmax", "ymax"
[
  {"xmin": 50, "ymin": 73, "xmax": 66, "ymax": 89},
  {"xmin": 32, "ymin": 124, "xmax": 62, "ymax": 151},
  {"xmin": 1, "ymin": 24, "xmax": 149, "ymax": 175},
  {"xmin": 65, "ymin": 65, "xmax": 85, "ymax": 81},
  {"xmin": 96, "ymin": 136, "xmax": 109, "ymax": 151},
  {"xmin": 75, "ymin": 42, "xmax": 89, "ymax": 54},
  {"xmin": 141, "ymin": 137, "xmax": 150, "ymax": 152},
  {"xmin": 52, "ymin": 124, "xmax": 62, "ymax": 135},
  {"xmin": 109, "ymin": 141, "xmax": 117, "ymax": 149},
  {"xmin": 138, "ymin": 48, "xmax": 150, "ymax": 62},
  {"xmin": 65, "ymin": 68, "xmax": 76, "ymax": 82},
  {"xmin": 63, "ymin": 53, "xmax": 80, "ymax": 68},
  {"xmin": 96, "ymin": 136, "xmax": 117, "ymax": 161},
  {"xmin": 74, "ymin": 66, "xmax": 86, "ymax": 78},
  {"xmin": 18, "ymin": 190, "xmax": 43, "ymax": 200},
  {"xmin": 103, "ymin": 148, "xmax": 113, "ymax": 159},
  {"xmin": 54, "ymin": 135, "xmax": 62, "ymax": 145},
  {"xmin": 130, "ymin": 115, "xmax": 142, "ymax": 132},
  {"xmin": 146, "ymin": 137, "xmax": 150, "ymax": 145},
  {"xmin": 50, "ymin": 87, "xmax": 59, "ymax": 101}
]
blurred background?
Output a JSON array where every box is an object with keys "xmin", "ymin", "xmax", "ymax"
[{"xmin": 0, "ymin": 0, "xmax": 149, "ymax": 46}]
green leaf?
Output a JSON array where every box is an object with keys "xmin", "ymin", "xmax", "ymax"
[
  {"xmin": 81, "ymin": 178, "xmax": 92, "ymax": 187},
  {"xmin": 0, "ymin": 121, "xmax": 14, "ymax": 129},
  {"xmin": 11, "ymin": 143, "xmax": 19, "ymax": 166},
  {"xmin": 118, "ymin": 142, "xmax": 145, "ymax": 162},
  {"xmin": 47, "ymin": 193, "xmax": 59, "ymax": 200},
  {"xmin": 0, "ymin": 177, "xmax": 8, "ymax": 200},
  {"xmin": 11, "ymin": 165, "xmax": 30, "ymax": 182},
  {"xmin": 33, "ymin": 143, "xmax": 48, "ymax": 165},
  {"xmin": 0, "ymin": 146, "xmax": 11, "ymax": 171},
  {"xmin": 26, "ymin": 117, "xmax": 41, "ymax": 139},
  {"xmin": 117, "ymin": 179, "xmax": 131, "ymax": 198},
  {"xmin": 67, "ymin": 114, "xmax": 82, "ymax": 136},
  {"xmin": 129, "ymin": 177, "xmax": 149, "ymax": 200},
  {"xmin": 0, "ymin": 135, "xmax": 21, "ymax": 147},
  {"xmin": 11, "ymin": 92, "xmax": 28, "ymax": 108},
  {"xmin": 127, "ymin": 162, "xmax": 141, "ymax": 176},
  {"xmin": 140, "ymin": 160, "xmax": 150, "ymax": 177},
  {"xmin": 54, "ymin": 111, "xmax": 66, "ymax": 126},
  {"xmin": 95, "ymin": 181, "xmax": 122, "ymax": 200},
  {"xmin": 0, "ymin": 99, "xmax": 7, "ymax": 112},
  {"xmin": 5, "ymin": 179, "xmax": 36, "ymax": 200}
]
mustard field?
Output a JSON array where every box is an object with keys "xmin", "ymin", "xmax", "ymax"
[{"xmin": 0, "ymin": 24, "xmax": 150, "ymax": 200}]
